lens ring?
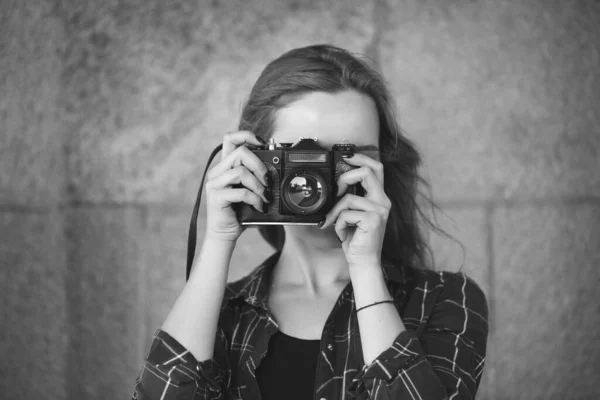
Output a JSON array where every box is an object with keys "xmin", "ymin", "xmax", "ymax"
[{"xmin": 282, "ymin": 170, "xmax": 328, "ymax": 215}]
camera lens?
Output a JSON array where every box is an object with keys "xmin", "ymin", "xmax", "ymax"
[
  {"xmin": 289, "ymin": 176, "xmax": 321, "ymax": 207},
  {"xmin": 282, "ymin": 171, "xmax": 327, "ymax": 214}
]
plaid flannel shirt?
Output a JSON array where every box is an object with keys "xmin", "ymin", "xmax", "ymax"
[{"xmin": 132, "ymin": 252, "xmax": 488, "ymax": 399}]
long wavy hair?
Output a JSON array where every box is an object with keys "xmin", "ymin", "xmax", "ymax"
[{"xmin": 238, "ymin": 44, "xmax": 452, "ymax": 270}]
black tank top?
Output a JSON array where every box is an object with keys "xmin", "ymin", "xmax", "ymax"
[{"xmin": 255, "ymin": 330, "xmax": 321, "ymax": 400}]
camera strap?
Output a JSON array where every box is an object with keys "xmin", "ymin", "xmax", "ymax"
[{"xmin": 186, "ymin": 144, "xmax": 223, "ymax": 281}]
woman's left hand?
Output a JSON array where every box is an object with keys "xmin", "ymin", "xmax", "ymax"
[{"xmin": 319, "ymin": 154, "xmax": 391, "ymax": 268}]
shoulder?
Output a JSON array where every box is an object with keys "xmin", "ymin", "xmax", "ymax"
[
  {"xmin": 399, "ymin": 268, "xmax": 488, "ymax": 331},
  {"xmin": 407, "ymin": 268, "xmax": 487, "ymax": 308},
  {"xmin": 436, "ymin": 270, "xmax": 488, "ymax": 320}
]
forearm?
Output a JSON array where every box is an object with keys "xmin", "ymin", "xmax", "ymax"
[
  {"xmin": 161, "ymin": 238, "xmax": 235, "ymax": 362},
  {"xmin": 350, "ymin": 264, "xmax": 406, "ymax": 365}
]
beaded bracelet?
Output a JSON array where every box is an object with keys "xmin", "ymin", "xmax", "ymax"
[{"xmin": 356, "ymin": 300, "xmax": 394, "ymax": 313}]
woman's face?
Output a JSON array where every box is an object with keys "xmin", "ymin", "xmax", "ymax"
[
  {"xmin": 271, "ymin": 90, "xmax": 381, "ymax": 242},
  {"xmin": 272, "ymin": 90, "xmax": 380, "ymax": 157}
]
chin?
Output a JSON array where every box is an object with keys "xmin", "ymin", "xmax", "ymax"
[
  {"xmin": 285, "ymin": 224, "xmax": 321, "ymax": 235},
  {"xmin": 285, "ymin": 224, "xmax": 338, "ymax": 243}
]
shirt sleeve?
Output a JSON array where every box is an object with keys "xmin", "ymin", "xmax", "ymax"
[
  {"xmin": 131, "ymin": 329, "xmax": 228, "ymax": 400},
  {"xmin": 348, "ymin": 273, "xmax": 489, "ymax": 400}
]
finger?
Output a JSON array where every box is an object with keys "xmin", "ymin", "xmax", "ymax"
[
  {"xmin": 209, "ymin": 146, "xmax": 269, "ymax": 186},
  {"xmin": 334, "ymin": 210, "xmax": 383, "ymax": 242},
  {"xmin": 320, "ymin": 194, "xmax": 385, "ymax": 229},
  {"xmin": 336, "ymin": 166, "xmax": 387, "ymax": 200},
  {"xmin": 207, "ymin": 166, "xmax": 269, "ymax": 204},
  {"xmin": 222, "ymin": 131, "xmax": 265, "ymax": 159},
  {"xmin": 213, "ymin": 188, "xmax": 265, "ymax": 214},
  {"xmin": 342, "ymin": 153, "xmax": 384, "ymax": 183}
]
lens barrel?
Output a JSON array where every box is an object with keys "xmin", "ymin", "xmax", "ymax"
[{"xmin": 281, "ymin": 170, "xmax": 328, "ymax": 215}]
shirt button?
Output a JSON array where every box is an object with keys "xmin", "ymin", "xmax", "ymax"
[{"xmin": 327, "ymin": 344, "xmax": 333, "ymax": 351}]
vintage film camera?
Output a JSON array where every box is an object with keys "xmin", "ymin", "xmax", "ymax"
[{"xmin": 236, "ymin": 137, "xmax": 364, "ymax": 225}]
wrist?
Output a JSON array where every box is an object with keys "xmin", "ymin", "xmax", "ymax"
[
  {"xmin": 348, "ymin": 262, "xmax": 384, "ymax": 277},
  {"xmin": 349, "ymin": 264, "xmax": 391, "ymax": 305},
  {"xmin": 204, "ymin": 229, "xmax": 241, "ymax": 246},
  {"xmin": 204, "ymin": 220, "xmax": 243, "ymax": 244},
  {"xmin": 201, "ymin": 236, "xmax": 237, "ymax": 254},
  {"xmin": 356, "ymin": 299, "xmax": 395, "ymax": 313}
]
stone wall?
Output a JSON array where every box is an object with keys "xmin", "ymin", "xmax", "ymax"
[
  {"xmin": 1, "ymin": 1, "xmax": 68, "ymax": 399},
  {"xmin": 1, "ymin": 0, "xmax": 598, "ymax": 399}
]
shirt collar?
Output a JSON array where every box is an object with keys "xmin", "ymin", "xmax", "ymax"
[
  {"xmin": 224, "ymin": 251, "xmax": 280, "ymax": 310},
  {"xmin": 224, "ymin": 252, "xmax": 406, "ymax": 310}
]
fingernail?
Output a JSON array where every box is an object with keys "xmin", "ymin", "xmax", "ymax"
[
  {"xmin": 256, "ymin": 136, "xmax": 266, "ymax": 145},
  {"xmin": 342, "ymin": 153, "xmax": 354, "ymax": 159},
  {"xmin": 263, "ymin": 188, "xmax": 272, "ymax": 203},
  {"xmin": 264, "ymin": 173, "xmax": 271, "ymax": 187},
  {"xmin": 318, "ymin": 220, "xmax": 325, "ymax": 228},
  {"xmin": 336, "ymin": 234, "xmax": 343, "ymax": 243}
]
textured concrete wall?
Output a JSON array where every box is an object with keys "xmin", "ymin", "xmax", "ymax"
[
  {"xmin": 1, "ymin": 0, "xmax": 599, "ymax": 399},
  {"xmin": 0, "ymin": 1, "xmax": 68, "ymax": 399}
]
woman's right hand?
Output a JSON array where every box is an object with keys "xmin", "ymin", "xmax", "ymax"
[{"xmin": 204, "ymin": 131, "xmax": 270, "ymax": 242}]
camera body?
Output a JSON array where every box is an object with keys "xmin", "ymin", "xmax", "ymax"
[{"xmin": 236, "ymin": 138, "xmax": 363, "ymax": 225}]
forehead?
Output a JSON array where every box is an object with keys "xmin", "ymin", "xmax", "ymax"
[{"xmin": 272, "ymin": 90, "xmax": 379, "ymax": 150}]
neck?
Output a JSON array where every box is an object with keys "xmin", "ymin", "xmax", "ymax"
[{"xmin": 273, "ymin": 225, "xmax": 350, "ymax": 295}]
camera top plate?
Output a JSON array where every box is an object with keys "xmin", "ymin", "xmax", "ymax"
[{"xmin": 260, "ymin": 137, "xmax": 357, "ymax": 153}]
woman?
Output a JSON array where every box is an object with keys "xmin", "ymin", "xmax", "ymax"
[{"xmin": 132, "ymin": 44, "xmax": 488, "ymax": 400}]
